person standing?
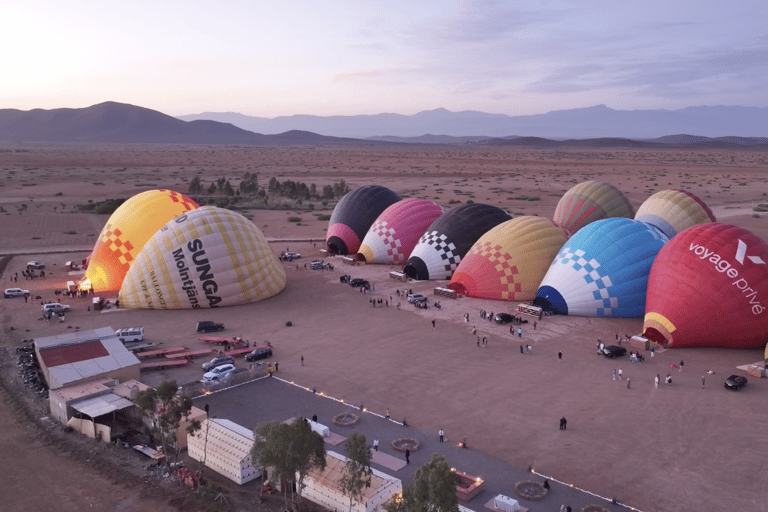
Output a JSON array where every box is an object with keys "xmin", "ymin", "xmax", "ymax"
[
  {"xmin": 679, "ymin": 360, "xmax": 684, "ymax": 372},
  {"xmin": 385, "ymin": 408, "xmax": 390, "ymax": 420},
  {"xmin": 618, "ymin": 368, "xmax": 623, "ymax": 380},
  {"xmin": 701, "ymin": 376, "xmax": 705, "ymax": 388},
  {"xmin": 613, "ymin": 369, "xmax": 617, "ymax": 381},
  {"xmin": 373, "ymin": 439, "xmax": 379, "ymax": 451},
  {"xmin": 405, "ymin": 449, "xmax": 410, "ymax": 464},
  {"xmin": 275, "ymin": 361, "xmax": 279, "ymax": 372},
  {"xmin": 439, "ymin": 429, "xmax": 444, "ymax": 443},
  {"xmin": 301, "ymin": 354, "xmax": 304, "ymax": 366},
  {"xmin": 432, "ymin": 320, "xmax": 436, "ymax": 329},
  {"xmin": 627, "ymin": 377, "xmax": 631, "ymax": 389},
  {"xmin": 533, "ymin": 321, "xmax": 537, "ymax": 330},
  {"xmin": 517, "ymin": 327, "xmax": 522, "ymax": 337},
  {"xmin": 472, "ymin": 326, "xmax": 477, "ymax": 336},
  {"xmin": 655, "ymin": 374, "xmax": 660, "ymax": 388},
  {"xmin": 558, "ymin": 351, "xmax": 562, "ymax": 362},
  {"xmin": 561, "ymin": 417, "xmax": 567, "ymax": 430}
]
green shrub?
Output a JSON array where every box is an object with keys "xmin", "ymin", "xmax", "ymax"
[{"xmin": 287, "ymin": 216, "xmax": 302, "ymax": 223}]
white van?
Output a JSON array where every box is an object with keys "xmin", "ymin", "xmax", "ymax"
[{"xmin": 115, "ymin": 327, "xmax": 145, "ymax": 343}]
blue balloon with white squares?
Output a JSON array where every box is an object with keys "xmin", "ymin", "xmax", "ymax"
[{"xmin": 534, "ymin": 218, "xmax": 668, "ymax": 317}]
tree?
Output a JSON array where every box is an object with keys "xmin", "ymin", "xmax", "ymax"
[
  {"xmin": 134, "ymin": 380, "xmax": 201, "ymax": 465},
  {"xmin": 340, "ymin": 432, "xmax": 373, "ymax": 512},
  {"xmin": 384, "ymin": 453, "xmax": 458, "ymax": 512},
  {"xmin": 252, "ymin": 419, "xmax": 326, "ymax": 509},
  {"xmin": 188, "ymin": 176, "xmax": 202, "ymax": 194}
]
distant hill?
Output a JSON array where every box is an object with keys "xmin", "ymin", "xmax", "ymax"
[
  {"xmin": 179, "ymin": 104, "xmax": 768, "ymax": 139},
  {"xmin": 0, "ymin": 102, "xmax": 373, "ymax": 145}
]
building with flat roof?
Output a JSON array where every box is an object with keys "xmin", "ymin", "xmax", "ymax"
[
  {"xmin": 187, "ymin": 418, "xmax": 261, "ymax": 485},
  {"xmin": 35, "ymin": 326, "xmax": 140, "ymax": 390}
]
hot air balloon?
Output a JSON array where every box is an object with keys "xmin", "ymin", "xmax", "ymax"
[
  {"xmin": 644, "ymin": 223, "xmax": 768, "ymax": 349},
  {"xmin": 326, "ymin": 185, "xmax": 402, "ymax": 255},
  {"xmin": 356, "ymin": 199, "xmax": 443, "ymax": 265},
  {"xmin": 553, "ymin": 181, "xmax": 633, "ymax": 236},
  {"xmin": 84, "ymin": 189, "xmax": 199, "ymax": 292},
  {"xmin": 535, "ymin": 218, "xmax": 668, "ymax": 317},
  {"xmin": 449, "ymin": 216, "xmax": 568, "ymax": 301},
  {"xmin": 403, "ymin": 204, "xmax": 511, "ymax": 280},
  {"xmin": 634, "ymin": 189, "xmax": 715, "ymax": 239},
  {"xmin": 118, "ymin": 206, "xmax": 286, "ymax": 309}
]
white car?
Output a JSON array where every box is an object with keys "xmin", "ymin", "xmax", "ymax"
[
  {"xmin": 407, "ymin": 293, "xmax": 428, "ymax": 303},
  {"xmin": 201, "ymin": 363, "xmax": 236, "ymax": 383},
  {"xmin": 27, "ymin": 261, "xmax": 45, "ymax": 269},
  {"xmin": 4, "ymin": 288, "xmax": 30, "ymax": 298},
  {"xmin": 42, "ymin": 303, "xmax": 70, "ymax": 314}
]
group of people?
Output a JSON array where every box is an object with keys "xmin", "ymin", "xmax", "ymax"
[{"xmin": 629, "ymin": 351, "xmax": 645, "ymax": 363}]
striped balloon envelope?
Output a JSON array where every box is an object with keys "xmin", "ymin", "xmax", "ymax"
[
  {"xmin": 357, "ymin": 199, "xmax": 444, "ymax": 264},
  {"xmin": 553, "ymin": 181, "xmax": 633, "ymax": 236},
  {"xmin": 119, "ymin": 206, "xmax": 286, "ymax": 309},
  {"xmin": 449, "ymin": 216, "xmax": 568, "ymax": 301},
  {"xmin": 634, "ymin": 189, "xmax": 715, "ymax": 239},
  {"xmin": 535, "ymin": 218, "xmax": 668, "ymax": 317},
  {"xmin": 84, "ymin": 189, "xmax": 198, "ymax": 292}
]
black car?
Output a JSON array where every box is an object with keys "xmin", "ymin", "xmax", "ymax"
[
  {"xmin": 724, "ymin": 374, "xmax": 747, "ymax": 391},
  {"xmin": 196, "ymin": 321, "xmax": 225, "ymax": 333},
  {"xmin": 245, "ymin": 347, "xmax": 273, "ymax": 362},
  {"xmin": 601, "ymin": 345, "xmax": 627, "ymax": 358},
  {"xmin": 349, "ymin": 278, "xmax": 369, "ymax": 288},
  {"xmin": 494, "ymin": 313, "xmax": 515, "ymax": 324}
]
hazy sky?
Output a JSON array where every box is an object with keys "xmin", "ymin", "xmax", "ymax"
[{"xmin": 3, "ymin": 0, "xmax": 767, "ymax": 117}]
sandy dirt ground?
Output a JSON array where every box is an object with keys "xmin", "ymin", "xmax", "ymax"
[{"xmin": 1, "ymin": 144, "xmax": 767, "ymax": 512}]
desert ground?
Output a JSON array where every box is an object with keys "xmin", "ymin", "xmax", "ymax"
[{"xmin": 1, "ymin": 144, "xmax": 767, "ymax": 512}]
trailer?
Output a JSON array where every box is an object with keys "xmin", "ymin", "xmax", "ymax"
[
  {"xmin": 165, "ymin": 348, "xmax": 214, "ymax": 360},
  {"xmin": 224, "ymin": 347, "xmax": 254, "ymax": 357},
  {"xmin": 198, "ymin": 336, "xmax": 247, "ymax": 347},
  {"xmin": 124, "ymin": 342, "xmax": 160, "ymax": 352},
  {"xmin": 135, "ymin": 346, "xmax": 188, "ymax": 359},
  {"xmin": 140, "ymin": 359, "xmax": 190, "ymax": 371}
]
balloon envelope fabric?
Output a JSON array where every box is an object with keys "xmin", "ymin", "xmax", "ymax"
[
  {"xmin": 643, "ymin": 223, "xmax": 768, "ymax": 348},
  {"xmin": 553, "ymin": 180, "xmax": 633, "ymax": 236},
  {"xmin": 535, "ymin": 218, "xmax": 668, "ymax": 317},
  {"xmin": 119, "ymin": 206, "xmax": 286, "ymax": 309},
  {"xmin": 326, "ymin": 185, "xmax": 402, "ymax": 255},
  {"xmin": 634, "ymin": 189, "xmax": 715, "ymax": 239},
  {"xmin": 84, "ymin": 189, "xmax": 198, "ymax": 292}
]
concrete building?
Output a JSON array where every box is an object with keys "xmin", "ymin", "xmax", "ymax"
[
  {"xmin": 302, "ymin": 451, "xmax": 402, "ymax": 512},
  {"xmin": 35, "ymin": 326, "xmax": 140, "ymax": 390},
  {"xmin": 187, "ymin": 418, "xmax": 261, "ymax": 485}
]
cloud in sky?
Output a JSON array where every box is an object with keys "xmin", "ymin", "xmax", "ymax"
[{"xmin": 1, "ymin": 0, "xmax": 766, "ymax": 116}]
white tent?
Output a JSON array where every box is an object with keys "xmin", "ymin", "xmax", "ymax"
[{"xmin": 187, "ymin": 418, "xmax": 261, "ymax": 485}]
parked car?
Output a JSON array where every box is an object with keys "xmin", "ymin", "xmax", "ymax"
[
  {"xmin": 601, "ymin": 345, "xmax": 627, "ymax": 358},
  {"xmin": 26, "ymin": 261, "xmax": 45, "ymax": 269},
  {"xmin": 310, "ymin": 261, "xmax": 325, "ymax": 270},
  {"xmin": 42, "ymin": 303, "xmax": 70, "ymax": 314},
  {"xmin": 724, "ymin": 374, "xmax": 747, "ymax": 391},
  {"xmin": 245, "ymin": 347, "xmax": 273, "ymax": 362},
  {"xmin": 494, "ymin": 313, "xmax": 515, "ymax": 324},
  {"xmin": 407, "ymin": 293, "xmax": 428, "ymax": 303},
  {"xmin": 115, "ymin": 327, "xmax": 145, "ymax": 343},
  {"xmin": 349, "ymin": 278, "xmax": 369, "ymax": 288},
  {"xmin": 201, "ymin": 363, "xmax": 236, "ymax": 382},
  {"xmin": 196, "ymin": 321, "xmax": 225, "ymax": 333},
  {"xmin": 283, "ymin": 252, "xmax": 301, "ymax": 260},
  {"xmin": 4, "ymin": 288, "xmax": 30, "ymax": 298},
  {"xmin": 202, "ymin": 356, "xmax": 235, "ymax": 371}
]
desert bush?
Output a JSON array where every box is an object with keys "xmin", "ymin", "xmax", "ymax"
[
  {"xmin": 316, "ymin": 214, "xmax": 331, "ymax": 221},
  {"xmin": 287, "ymin": 216, "xmax": 302, "ymax": 223},
  {"xmin": 753, "ymin": 203, "xmax": 768, "ymax": 212}
]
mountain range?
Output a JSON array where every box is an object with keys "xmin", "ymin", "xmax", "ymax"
[
  {"xmin": 179, "ymin": 104, "xmax": 768, "ymax": 139},
  {"xmin": 1, "ymin": 102, "xmax": 767, "ymax": 147},
  {"xmin": 0, "ymin": 102, "xmax": 366, "ymax": 145}
]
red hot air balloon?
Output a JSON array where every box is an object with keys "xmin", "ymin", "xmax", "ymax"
[{"xmin": 644, "ymin": 223, "xmax": 768, "ymax": 349}]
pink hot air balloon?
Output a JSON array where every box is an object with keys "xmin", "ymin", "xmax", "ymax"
[
  {"xmin": 357, "ymin": 199, "xmax": 444, "ymax": 264},
  {"xmin": 644, "ymin": 223, "xmax": 768, "ymax": 349}
]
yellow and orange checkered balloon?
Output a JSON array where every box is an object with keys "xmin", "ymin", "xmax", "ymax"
[{"xmin": 84, "ymin": 190, "xmax": 198, "ymax": 291}]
